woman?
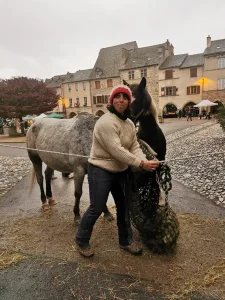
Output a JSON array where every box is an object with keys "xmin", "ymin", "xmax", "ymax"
[{"xmin": 76, "ymin": 84, "xmax": 159, "ymax": 257}]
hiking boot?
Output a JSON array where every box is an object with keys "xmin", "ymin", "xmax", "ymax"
[
  {"xmin": 76, "ymin": 244, "xmax": 94, "ymax": 258},
  {"xmin": 120, "ymin": 241, "xmax": 143, "ymax": 255}
]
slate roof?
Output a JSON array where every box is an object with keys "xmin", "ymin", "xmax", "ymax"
[
  {"xmin": 204, "ymin": 39, "xmax": 225, "ymax": 55},
  {"xmin": 122, "ymin": 42, "xmax": 168, "ymax": 70},
  {"xmin": 180, "ymin": 53, "xmax": 204, "ymax": 68},
  {"xmin": 159, "ymin": 54, "xmax": 188, "ymax": 69},
  {"xmin": 63, "ymin": 69, "xmax": 92, "ymax": 83},
  {"xmin": 45, "ymin": 74, "xmax": 67, "ymax": 88},
  {"xmin": 89, "ymin": 41, "xmax": 138, "ymax": 79}
]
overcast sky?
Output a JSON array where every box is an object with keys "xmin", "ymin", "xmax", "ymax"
[{"xmin": 0, "ymin": 0, "xmax": 224, "ymax": 80}]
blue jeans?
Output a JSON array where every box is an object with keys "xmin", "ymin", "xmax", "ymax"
[{"xmin": 76, "ymin": 164, "xmax": 133, "ymax": 246}]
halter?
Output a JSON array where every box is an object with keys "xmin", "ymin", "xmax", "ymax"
[{"xmin": 132, "ymin": 108, "xmax": 145, "ymax": 127}]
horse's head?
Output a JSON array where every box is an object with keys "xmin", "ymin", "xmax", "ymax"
[{"xmin": 123, "ymin": 77, "xmax": 158, "ymax": 125}]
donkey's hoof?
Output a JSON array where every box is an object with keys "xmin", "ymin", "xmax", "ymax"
[
  {"xmin": 74, "ymin": 216, "xmax": 81, "ymax": 226},
  {"xmin": 104, "ymin": 213, "xmax": 114, "ymax": 222},
  {"xmin": 42, "ymin": 203, "xmax": 50, "ymax": 211},
  {"xmin": 48, "ymin": 198, "xmax": 57, "ymax": 206}
]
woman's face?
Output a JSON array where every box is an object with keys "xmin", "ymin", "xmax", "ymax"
[{"xmin": 112, "ymin": 93, "xmax": 129, "ymax": 114}]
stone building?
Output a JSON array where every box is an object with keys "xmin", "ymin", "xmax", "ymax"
[
  {"xmin": 120, "ymin": 40, "xmax": 173, "ymax": 108},
  {"xmin": 158, "ymin": 53, "xmax": 204, "ymax": 116},
  {"xmin": 45, "ymin": 74, "xmax": 68, "ymax": 113},
  {"xmin": 89, "ymin": 40, "xmax": 173, "ymax": 115},
  {"xmin": 47, "ymin": 35, "xmax": 225, "ymax": 118},
  {"xmin": 61, "ymin": 69, "xmax": 92, "ymax": 118},
  {"xmin": 89, "ymin": 41, "xmax": 137, "ymax": 116},
  {"xmin": 202, "ymin": 36, "xmax": 225, "ymax": 109}
]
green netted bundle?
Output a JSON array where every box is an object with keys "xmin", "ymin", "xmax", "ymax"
[{"xmin": 130, "ymin": 139, "xmax": 179, "ymax": 253}]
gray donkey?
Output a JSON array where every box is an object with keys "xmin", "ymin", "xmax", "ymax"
[{"xmin": 27, "ymin": 112, "xmax": 113, "ymax": 221}]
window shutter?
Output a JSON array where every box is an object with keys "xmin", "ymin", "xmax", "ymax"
[
  {"xmin": 93, "ymin": 96, "xmax": 96, "ymax": 104},
  {"xmin": 197, "ymin": 86, "xmax": 200, "ymax": 94},
  {"xmin": 165, "ymin": 70, "xmax": 173, "ymax": 79},
  {"xmin": 187, "ymin": 87, "xmax": 190, "ymax": 95},
  {"xmin": 173, "ymin": 86, "xmax": 176, "ymax": 96},
  {"xmin": 190, "ymin": 68, "xmax": 197, "ymax": 77}
]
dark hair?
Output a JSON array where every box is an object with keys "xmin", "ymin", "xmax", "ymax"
[{"xmin": 107, "ymin": 104, "xmax": 131, "ymax": 120}]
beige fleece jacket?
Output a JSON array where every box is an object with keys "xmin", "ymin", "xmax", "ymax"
[{"xmin": 88, "ymin": 112, "xmax": 146, "ymax": 172}]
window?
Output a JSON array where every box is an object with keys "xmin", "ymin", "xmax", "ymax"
[
  {"xmin": 104, "ymin": 95, "xmax": 109, "ymax": 104},
  {"xmin": 128, "ymin": 71, "xmax": 134, "ymax": 80},
  {"xmin": 165, "ymin": 70, "xmax": 173, "ymax": 79},
  {"xmin": 84, "ymin": 97, "xmax": 87, "ymax": 106},
  {"xmin": 69, "ymin": 98, "xmax": 72, "ymax": 107},
  {"xmin": 190, "ymin": 68, "xmax": 197, "ymax": 78},
  {"xmin": 68, "ymin": 84, "xmax": 71, "ymax": 92},
  {"xmin": 218, "ymin": 78, "xmax": 225, "ymax": 89},
  {"xmin": 97, "ymin": 96, "xmax": 102, "ymax": 104},
  {"xmin": 141, "ymin": 69, "xmax": 147, "ymax": 78},
  {"xmin": 166, "ymin": 87, "xmax": 173, "ymax": 96},
  {"xmin": 93, "ymin": 95, "xmax": 108, "ymax": 104},
  {"xmin": 75, "ymin": 83, "xmax": 78, "ymax": 91},
  {"xmin": 165, "ymin": 86, "xmax": 177, "ymax": 96},
  {"xmin": 75, "ymin": 98, "xmax": 80, "ymax": 107},
  {"xmin": 218, "ymin": 58, "xmax": 225, "ymax": 69},
  {"xmin": 187, "ymin": 86, "xmax": 200, "ymax": 94},
  {"xmin": 107, "ymin": 79, "xmax": 113, "ymax": 88},
  {"xmin": 95, "ymin": 81, "xmax": 100, "ymax": 89},
  {"xmin": 83, "ymin": 82, "xmax": 86, "ymax": 90}
]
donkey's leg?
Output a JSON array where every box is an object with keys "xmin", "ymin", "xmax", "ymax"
[
  {"xmin": 45, "ymin": 166, "xmax": 57, "ymax": 206},
  {"xmin": 29, "ymin": 155, "xmax": 48, "ymax": 210},
  {"xmin": 103, "ymin": 203, "xmax": 114, "ymax": 221},
  {"xmin": 73, "ymin": 169, "xmax": 85, "ymax": 221}
]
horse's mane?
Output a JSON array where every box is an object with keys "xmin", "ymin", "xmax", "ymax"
[
  {"xmin": 129, "ymin": 83, "xmax": 159, "ymax": 125},
  {"xmin": 143, "ymin": 89, "xmax": 159, "ymax": 125}
]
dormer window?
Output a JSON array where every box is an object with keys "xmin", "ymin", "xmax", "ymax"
[
  {"xmin": 128, "ymin": 71, "xmax": 134, "ymax": 80},
  {"xmin": 95, "ymin": 68, "xmax": 103, "ymax": 78}
]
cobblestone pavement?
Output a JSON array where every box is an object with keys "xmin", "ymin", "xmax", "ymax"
[
  {"xmin": 0, "ymin": 121, "xmax": 224, "ymax": 208},
  {"xmin": 167, "ymin": 121, "xmax": 225, "ymax": 208}
]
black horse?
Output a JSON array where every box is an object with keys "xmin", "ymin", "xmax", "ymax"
[
  {"xmin": 128, "ymin": 77, "xmax": 166, "ymax": 161},
  {"xmin": 124, "ymin": 77, "xmax": 179, "ymax": 253}
]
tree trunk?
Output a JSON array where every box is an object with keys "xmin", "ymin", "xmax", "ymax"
[{"xmin": 19, "ymin": 116, "xmax": 25, "ymax": 136}]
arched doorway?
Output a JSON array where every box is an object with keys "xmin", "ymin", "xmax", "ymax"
[
  {"xmin": 163, "ymin": 103, "xmax": 178, "ymax": 118},
  {"xmin": 211, "ymin": 101, "xmax": 223, "ymax": 114},
  {"xmin": 183, "ymin": 102, "xmax": 199, "ymax": 117},
  {"xmin": 69, "ymin": 112, "xmax": 77, "ymax": 118},
  {"xmin": 95, "ymin": 110, "xmax": 104, "ymax": 117}
]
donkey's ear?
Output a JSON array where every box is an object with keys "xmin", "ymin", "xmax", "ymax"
[
  {"xmin": 139, "ymin": 77, "xmax": 146, "ymax": 89},
  {"xmin": 123, "ymin": 79, "xmax": 130, "ymax": 87}
]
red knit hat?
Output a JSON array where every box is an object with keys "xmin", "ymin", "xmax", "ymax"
[{"xmin": 108, "ymin": 84, "xmax": 132, "ymax": 105}]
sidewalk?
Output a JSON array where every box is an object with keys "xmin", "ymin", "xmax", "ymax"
[{"xmin": 0, "ymin": 135, "xmax": 26, "ymax": 143}]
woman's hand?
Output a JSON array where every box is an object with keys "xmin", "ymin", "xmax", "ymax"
[{"xmin": 142, "ymin": 159, "xmax": 159, "ymax": 171}]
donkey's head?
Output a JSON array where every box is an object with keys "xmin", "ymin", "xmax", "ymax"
[{"xmin": 123, "ymin": 77, "xmax": 158, "ymax": 125}]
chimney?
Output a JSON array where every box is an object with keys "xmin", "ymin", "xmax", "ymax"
[
  {"xmin": 207, "ymin": 35, "xmax": 211, "ymax": 48},
  {"xmin": 170, "ymin": 44, "xmax": 174, "ymax": 55}
]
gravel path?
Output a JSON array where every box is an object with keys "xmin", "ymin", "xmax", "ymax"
[
  {"xmin": 167, "ymin": 122, "xmax": 225, "ymax": 207},
  {"xmin": 0, "ymin": 121, "xmax": 224, "ymax": 208}
]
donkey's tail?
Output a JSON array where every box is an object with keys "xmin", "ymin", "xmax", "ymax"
[{"xmin": 29, "ymin": 166, "xmax": 37, "ymax": 195}]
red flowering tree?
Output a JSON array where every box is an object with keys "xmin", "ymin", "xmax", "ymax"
[{"xmin": 0, "ymin": 77, "xmax": 59, "ymax": 135}]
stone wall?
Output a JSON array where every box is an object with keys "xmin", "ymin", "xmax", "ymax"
[{"xmin": 120, "ymin": 65, "xmax": 159, "ymax": 107}]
